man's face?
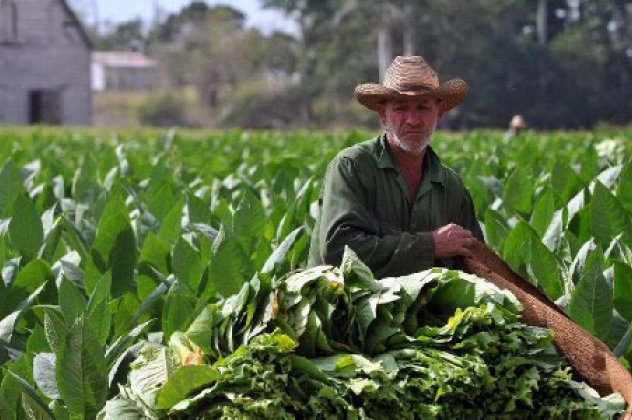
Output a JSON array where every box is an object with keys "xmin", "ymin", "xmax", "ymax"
[{"xmin": 378, "ymin": 97, "xmax": 441, "ymax": 156}]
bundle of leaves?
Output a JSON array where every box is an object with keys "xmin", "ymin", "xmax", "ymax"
[{"xmin": 99, "ymin": 248, "xmax": 625, "ymax": 419}]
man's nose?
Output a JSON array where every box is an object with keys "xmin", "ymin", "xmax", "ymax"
[{"xmin": 405, "ymin": 110, "xmax": 424, "ymax": 125}]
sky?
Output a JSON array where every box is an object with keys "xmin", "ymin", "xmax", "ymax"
[{"xmin": 69, "ymin": 0, "xmax": 298, "ymax": 35}]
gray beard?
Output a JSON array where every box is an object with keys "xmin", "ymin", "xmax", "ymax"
[{"xmin": 387, "ymin": 125, "xmax": 435, "ymax": 156}]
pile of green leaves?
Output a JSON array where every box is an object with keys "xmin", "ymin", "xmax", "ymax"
[{"xmin": 100, "ymin": 249, "xmax": 625, "ymax": 419}]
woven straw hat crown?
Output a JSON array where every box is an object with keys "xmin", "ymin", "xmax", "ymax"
[{"xmin": 355, "ymin": 56, "xmax": 468, "ymax": 111}]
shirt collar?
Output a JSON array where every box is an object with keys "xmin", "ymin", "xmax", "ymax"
[{"xmin": 376, "ymin": 133, "xmax": 445, "ymax": 185}]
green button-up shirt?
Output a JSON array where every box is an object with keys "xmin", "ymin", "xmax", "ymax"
[{"xmin": 308, "ymin": 134, "xmax": 484, "ymax": 278}]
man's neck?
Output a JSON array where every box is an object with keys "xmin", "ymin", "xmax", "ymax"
[
  {"xmin": 385, "ymin": 134, "xmax": 426, "ymax": 173},
  {"xmin": 385, "ymin": 134, "xmax": 426, "ymax": 199}
]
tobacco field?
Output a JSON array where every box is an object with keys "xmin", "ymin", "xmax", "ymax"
[{"xmin": 1, "ymin": 127, "xmax": 632, "ymax": 418}]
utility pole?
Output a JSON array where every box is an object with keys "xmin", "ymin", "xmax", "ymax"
[
  {"xmin": 536, "ymin": 0, "xmax": 548, "ymax": 45},
  {"xmin": 153, "ymin": 0, "xmax": 161, "ymax": 25},
  {"xmin": 89, "ymin": 0, "xmax": 99, "ymax": 34},
  {"xmin": 378, "ymin": 4, "xmax": 393, "ymax": 80},
  {"xmin": 403, "ymin": 3, "xmax": 415, "ymax": 56}
]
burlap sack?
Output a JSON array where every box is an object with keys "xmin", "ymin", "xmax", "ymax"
[{"xmin": 459, "ymin": 240, "xmax": 632, "ymax": 418}]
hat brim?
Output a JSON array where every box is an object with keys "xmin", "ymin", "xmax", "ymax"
[{"xmin": 354, "ymin": 78, "xmax": 469, "ymax": 112}]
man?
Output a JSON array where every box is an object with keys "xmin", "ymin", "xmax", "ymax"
[
  {"xmin": 504, "ymin": 114, "xmax": 526, "ymax": 141},
  {"xmin": 308, "ymin": 56, "xmax": 484, "ymax": 278}
]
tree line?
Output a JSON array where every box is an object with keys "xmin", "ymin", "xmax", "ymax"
[{"xmin": 92, "ymin": 1, "xmax": 632, "ymax": 129}]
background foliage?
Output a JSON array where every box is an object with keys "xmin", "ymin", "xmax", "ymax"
[{"xmin": 87, "ymin": 0, "xmax": 632, "ymax": 129}]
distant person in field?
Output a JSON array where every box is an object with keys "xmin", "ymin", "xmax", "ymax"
[
  {"xmin": 308, "ymin": 56, "xmax": 484, "ymax": 278},
  {"xmin": 504, "ymin": 114, "xmax": 526, "ymax": 141}
]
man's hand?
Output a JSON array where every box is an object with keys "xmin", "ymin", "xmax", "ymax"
[{"xmin": 432, "ymin": 223, "xmax": 474, "ymax": 259}]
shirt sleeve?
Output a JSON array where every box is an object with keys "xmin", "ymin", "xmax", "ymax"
[
  {"xmin": 316, "ymin": 156, "xmax": 435, "ymax": 278},
  {"xmin": 462, "ymin": 189, "xmax": 485, "ymax": 242}
]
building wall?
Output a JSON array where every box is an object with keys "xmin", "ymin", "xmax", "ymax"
[{"xmin": 0, "ymin": 0, "xmax": 91, "ymax": 125}]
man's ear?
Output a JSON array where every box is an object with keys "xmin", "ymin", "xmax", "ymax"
[
  {"xmin": 437, "ymin": 100, "xmax": 448, "ymax": 119},
  {"xmin": 376, "ymin": 104, "xmax": 387, "ymax": 125}
]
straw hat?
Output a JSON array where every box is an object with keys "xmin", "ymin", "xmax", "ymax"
[{"xmin": 355, "ymin": 56, "xmax": 468, "ymax": 111}]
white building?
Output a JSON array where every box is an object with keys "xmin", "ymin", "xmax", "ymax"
[
  {"xmin": 92, "ymin": 51, "xmax": 158, "ymax": 92},
  {"xmin": 0, "ymin": 0, "xmax": 92, "ymax": 125}
]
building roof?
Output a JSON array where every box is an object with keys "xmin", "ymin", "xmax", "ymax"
[
  {"xmin": 93, "ymin": 51, "xmax": 158, "ymax": 69},
  {"xmin": 61, "ymin": 0, "xmax": 93, "ymax": 49}
]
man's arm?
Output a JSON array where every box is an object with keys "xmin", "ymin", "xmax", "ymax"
[{"xmin": 317, "ymin": 156, "xmax": 435, "ymax": 278}]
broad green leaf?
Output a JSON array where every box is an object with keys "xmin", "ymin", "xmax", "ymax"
[
  {"xmin": 0, "ymin": 158, "xmax": 24, "ymax": 217},
  {"xmin": 551, "ymin": 161, "xmax": 582, "ymax": 204},
  {"xmin": 128, "ymin": 276, "xmax": 173, "ymax": 330},
  {"xmin": 590, "ymin": 182, "xmax": 632, "ymax": 247},
  {"xmin": 128, "ymin": 346, "xmax": 175, "ymax": 408},
  {"xmin": 59, "ymin": 217, "xmax": 90, "ymax": 262},
  {"xmin": 614, "ymin": 323, "xmax": 632, "ymax": 358},
  {"xmin": 91, "ymin": 196, "xmax": 136, "ymax": 298},
  {"xmin": 528, "ymin": 234, "xmax": 563, "ymax": 301},
  {"xmin": 185, "ymin": 305, "xmax": 215, "ymax": 353},
  {"xmin": 616, "ymin": 159, "xmax": 632, "ymax": 215},
  {"xmin": 529, "ymin": 188, "xmax": 557, "ymax": 237},
  {"xmin": 111, "ymin": 294, "xmax": 140, "ymax": 339},
  {"xmin": 482, "ymin": 208, "xmax": 509, "ymax": 251},
  {"xmin": 0, "ymin": 283, "xmax": 46, "ymax": 343},
  {"xmin": 187, "ymin": 194, "xmax": 210, "ymax": 225},
  {"xmin": 613, "ymin": 261, "xmax": 632, "ymax": 323},
  {"xmin": 139, "ymin": 233, "xmax": 170, "ymax": 275},
  {"xmin": 144, "ymin": 179, "xmax": 177, "ymax": 222},
  {"xmin": 207, "ymin": 225, "xmax": 247, "ymax": 299},
  {"xmin": 59, "ymin": 278, "xmax": 86, "ymax": 326},
  {"xmin": 501, "ymin": 222, "xmax": 531, "ymax": 277},
  {"xmin": 26, "ymin": 324, "xmax": 49, "ymax": 355},
  {"xmin": 20, "ymin": 392, "xmax": 55, "ymax": 420},
  {"xmin": 542, "ymin": 209, "xmax": 565, "ymax": 252},
  {"xmin": 503, "ymin": 167, "xmax": 533, "ymax": 215},
  {"xmin": 8, "ymin": 194, "xmax": 44, "ymax": 261},
  {"xmin": 465, "ymin": 176, "xmax": 491, "ymax": 221},
  {"xmin": 96, "ymin": 398, "xmax": 143, "ymax": 420},
  {"xmin": 39, "ymin": 218, "xmax": 63, "ymax": 262},
  {"xmin": 289, "ymin": 354, "xmax": 329, "ymax": 382},
  {"xmin": 43, "ymin": 309, "xmax": 68, "ymax": 354},
  {"xmin": 6, "ymin": 372, "xmax": 54, "ymax": 419},
  {"xmin": 155, "ymin": 365, "xmax": 220, "ymax": 409},
  {"xmin": 595, "ymin": 165, "xmax": 623, "ymax": 189},
  {"xmin": 12, "ymin": 259, "xmax": 55, "ymax": 303},
  {"xmin": 105, "ymin": 318, "xmax": 154, "ymax": 366},
  {"xmin": 0, "ymin": 394, "xmax": 12, "ymax": 420},
  {"xmin": 605, "ymin": 237, "xmax": 632, "ymax": 266},
  {"xmin": 158, "ymin": 198, "xmax": 184, "ymax": 244},
  {"xmin": 232, "ymin": 189, "xmax": 266, "ymax": 254},
  {"xmin": 72, "ymin": 154, "xmax": 99, "ymax": 205},
  {"xmin": 162, "ymin": 290, "xmax": 200, "ymax": 341},
  {"xmin": 56, "ymin": 316, "xmax": 108, "ymax": 419},
  {"xmin": 568, "ymin": 246, "xmax": 612, "ymax": 341},
  {"xmin": 86, "ymin": 272, "xmax": 112, "ymax": 316},
  {"xmin": 579, "ymin": 145, "xmax": 599, "ymax": 183},
  {"xmin": 33, "ymin": 353, "xmax": 61, "ymax": 400},
  {"xmin": 1, "ymin": 355, "xmax": 32, "ymax": 420},
  {"xmin": 172, "ymin": 238, "xmax": 203, "ymax": 293},
  {"xmin": 569, "ymin": 206, "xmax": 592, "ymax": 244},
  {"xmin": 261, "ymin": 226, "xmax": 303, "ymax": 274},
  {"xmin": 87, "ymin": 299, "xmax": 111, "ymax": 348}
]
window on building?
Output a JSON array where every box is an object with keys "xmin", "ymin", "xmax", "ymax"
[{"xmin": 0, "ymin": 1, "xmax": 18, "ymax": 42}]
